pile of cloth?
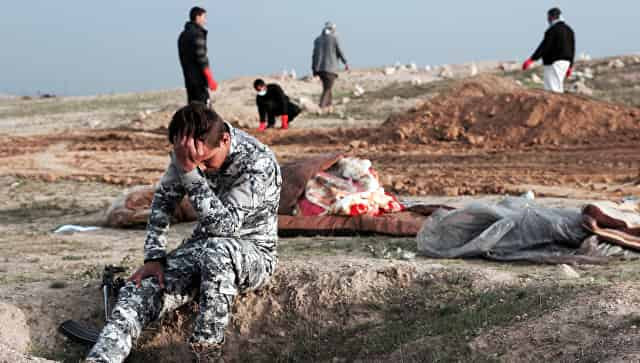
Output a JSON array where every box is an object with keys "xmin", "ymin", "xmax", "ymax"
[
  {"xmin": 105, "ymin": 154, "xmax": 447, "ymax": 237},
  {"xmin": 296, "ymin": 157, "xmax": 404, "ymax": 217},
  {"xmin": 417, "ymin": 196, "xmax": 640, "ymax": 264}
]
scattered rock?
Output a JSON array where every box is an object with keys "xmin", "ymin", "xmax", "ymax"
[
  {"xmin": 298, "ymin": 97, "xmax": 320, "ymax": 113},
  {"xmin": 578, "ymin": 52, "xmax": 592, "ymax": 61},
  {"xmin": 470, "ymin": 62, "xmax": 479, "ymax": 76},
  {"xmin": 465, "ymin": 134, "xmax": 485, "ymax": 146},
  {"xmin": 410, "ymin": 78, "xmax": 422, "ymax": 86},
  {"xmin": 341, "ymin": 97, "xmax": 351, "ymax": 105},
  {"xmin": 570, "ymin": 81, "xmax": 594, "ymax": 96},
  {"xmin": 439, "ymin": 65, "xmax": 454, "ymax": 79},
  {"xmin": 443, "ymin": 187, "xmax": 459, "ymax": 196},
  {"xmin": 383, "ymin": 67, "xmax": 396, "ymax": 76},
  {"xmin": 559, "ymin": 264, "xmax": 580, "ymax": 279},
  {"xmin": 530, "ymin": 74, "xmax": 543, "ymax": 84},
  {"xmin": 608, "ymin": 59, "xmax": 625, "ymax": 69},
  {"xmin": 353, "ymin": 84, "xmax": 365, "ymax": 97}
]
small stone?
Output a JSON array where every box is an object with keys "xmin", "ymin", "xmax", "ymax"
[
  {"xmin": 443, "ymin": 187, "xmax": 459, "ymax": 196},
  {"xmin": 608, "ymin": 59, "xmax": 625, "ymax": 69},
  {"xmin": 559, "ymin": 264, "xmax": 580, "ymax": 279},
  {"xmin": 530, "ymin": 74, "xmax": 543, "ymax": 84},
  {"xmin": 470, "ymin": 62, "xmax": 479, "ymax": 76},
  {"xmin": 384, "ymin": 67, "xmax": 396, "ymax": 76},
  {"xmin": 569, "ymin": 81, "xmax": 594, "ymax": 96}
]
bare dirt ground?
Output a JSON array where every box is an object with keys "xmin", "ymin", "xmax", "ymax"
[{"xmin": 1, "ymin": 56, "xmax": 640, "ymax": 362}]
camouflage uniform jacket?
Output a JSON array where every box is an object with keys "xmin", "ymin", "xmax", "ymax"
[{"xmin": 143, "ymin": 123, "xmax": 281, "ymax": 263}]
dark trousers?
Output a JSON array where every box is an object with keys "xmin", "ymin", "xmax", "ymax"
[
  {"xmin": 266, "ymin": 102, "xmax": 301, "ymax": 128},
  {"xmin": 186, "ymin": 84, "xmax": 209, "ymax": 105},
  {"xmin": 318, "ymin": 71, "xmax": 337, "ymax": 108}
]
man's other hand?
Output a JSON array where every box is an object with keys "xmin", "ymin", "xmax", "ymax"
[
  {"xmin": 522, "ymin": 58, "xmax": 534, "ymax": 71},
  {"xmin": 128, "ymin": 261, "xmax": 165, "ymax": 289}
]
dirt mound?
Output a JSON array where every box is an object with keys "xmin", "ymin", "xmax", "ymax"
[{"xmin": 380, "ymin": 75, "xmax": 640, "ymax": 148}]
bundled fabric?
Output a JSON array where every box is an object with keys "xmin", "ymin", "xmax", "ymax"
[
  {"xmin": 301, "ymin": 157, "xmax": 404, "ymax": 217},
  {"xmin": 417, "ymin": 197, "xmax": 593, "ymax": 263}
]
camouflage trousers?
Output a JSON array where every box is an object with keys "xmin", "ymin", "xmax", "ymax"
[{"xmin": 86, "ymin": 237, "xmax": 275, "ymax": 363}]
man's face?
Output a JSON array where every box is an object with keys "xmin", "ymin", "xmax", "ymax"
[
  {"xmin": 198, "ymin": 129, "xmax": 230, "ymax": 171},
  {"xmin": 255, "ymin": 85, "xmax": 266, "ymax": 94},
  {"xmin": 196, "ymin": 13, "xmax": 207, "ymax": 27}
]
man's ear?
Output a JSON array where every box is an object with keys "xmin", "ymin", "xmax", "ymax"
[{"xmin": 221, "ymin": 132, "xmax": 231, "ymax": 146}]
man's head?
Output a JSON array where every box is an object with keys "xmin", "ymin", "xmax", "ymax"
[
  {"xmin": 547, "ymin": 7, "xmax": 562, "ymax": 24},
  {"xmin": 190, "ymin": 6, "xmax": 207, "ymax": 27},
  {"xmin": 253, "ymin": 79, "xmax": 267, "ymax": 96},
  {"xmin": 168, "ymin": 103, "xmax": 230, "ymax": 171},
  {"xmin": 323, "ymin": 21, "xmax": 336, "ymax": 35}
]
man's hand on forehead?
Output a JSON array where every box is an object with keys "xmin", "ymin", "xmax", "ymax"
[{"xmin": 174, "ymin": 130, "xmax": 208, "ymax": 172}]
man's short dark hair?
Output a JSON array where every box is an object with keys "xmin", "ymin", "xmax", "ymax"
[
  {"xmin": 168, "ymin": 103, "xmax": 226, "ymax": 145},
  {"xmin": 548, "ymin": 7, "xmax": 562, "ymax": 19},
  {"xmin": 253, "ymin": 79, "xmax": 266, "ymax": 89},
  {"xmin": 190, "ymin": 7, "xmax": 207, "ymax": 22}
]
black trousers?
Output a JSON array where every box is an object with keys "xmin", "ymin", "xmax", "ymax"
[
  {"xmin": 266, "ymin": 102, "xmax": 301, "ymax": 128},
  {"xmin": 186, "ymin": 84, "xmax": 209, "ymax": 105},
  {"xmin": 318, "ymin": 71, "xmax": 337, "ymax": 108}
]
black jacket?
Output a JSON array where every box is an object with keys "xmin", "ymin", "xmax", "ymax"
[
  {"xmin": 256, "ymin": 84, "xmax": 291, "ymax": 121},
  {"xmin": 531, "ymin": 21, "xmax": 575, "ymax": 66},
  {"xmin": 178, "ymin": 22, "xmax": 209, "ymax": 89}
]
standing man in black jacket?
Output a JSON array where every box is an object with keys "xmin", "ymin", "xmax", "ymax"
[
  {"xmin": 522, "ymin": 7, "xmax": 575, "ymax": 93},
  {"xmin": 178, "ymin": 7, "xmax": 218, "ymax": 104},
  {"xmin": 253, "ymin": 79, "xmax": 301, "ymax": 131}
]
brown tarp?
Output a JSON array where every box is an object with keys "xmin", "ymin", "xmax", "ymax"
[{"xmin": 278, "ymin": 153, "xmax": 343, "ymax": 215}]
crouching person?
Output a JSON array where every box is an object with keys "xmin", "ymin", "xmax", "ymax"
[
  {"xmin": 254, "ymin": 78, "xmax": 301, "ymax": 131},
  {"xmin": 86, "ymin": 103, "xmax": 281, "ymax": 362}
]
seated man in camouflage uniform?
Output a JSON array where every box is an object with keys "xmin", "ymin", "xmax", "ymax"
[{"xmin": 86, "ymin": 103, "xmax": 281, "ymax": 362}]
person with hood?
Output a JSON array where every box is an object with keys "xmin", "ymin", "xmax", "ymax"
[
  {"xmin": 312, "ymin": 22, "xmax": 349, "ymax": 110},
  {"xmin": 178, "ymin": 7, "xmax": 218, "ymax": 104},
  {"xmin": 522, "ymin": 7, "xmax": 576, "ymax": 93},
  {"xmin": 253, "ymin": 79, "xmax": 301, "ymax": 131}
]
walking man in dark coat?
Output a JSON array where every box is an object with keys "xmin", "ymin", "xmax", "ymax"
[{"xmin": 178, "ymin": 7, "xmax": 218, "ymax": 104}]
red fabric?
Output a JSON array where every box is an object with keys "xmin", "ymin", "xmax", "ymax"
[
  {"xmin": 281, "ymin": 114, "xmax": 289, "ymax": 129},
  {"xmin": 522, "ymin": 58, "xmax": 534, "ymax": 71},
  {"xmin": 203, "ymin": 67, "xmax": 218, "ymax": 91},
  {"xmin": 297, "ymin": 196, "xmax": 326, "ymax": 216},
  {"xmin": 258, "ymin": 122, "xmax": 267, "ymax": 131},
  {"xmin": 566, "ymin": 67, "xmax": 573, "ymax": 78}
]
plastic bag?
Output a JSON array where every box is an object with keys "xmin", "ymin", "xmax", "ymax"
[{"xmin": 417, "ymin": 197, "xmax": 589, "ymax": 261}]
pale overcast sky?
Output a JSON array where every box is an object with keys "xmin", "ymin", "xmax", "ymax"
[{"xmin": 0, "ymin": 1, "xmax": 638, "ymax": 95}]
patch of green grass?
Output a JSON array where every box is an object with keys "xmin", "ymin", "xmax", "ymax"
[
  {"xmin": 0, "ymin": 91, "xmax": 180, "ymax": 119},
  {"xmin": 252, "ymin": 275, "xmax": 593, "ymax": 362},
  {"xmin": 62, "ymin": 255, "xmax": 84, "ymax": 261},
  {"xmin": 278, "ymin": 236, "xmax": 415, "ymax": 259},
  {"xmin": 30, "ymin": 342, "xmax": 89, "ymax": 363}
]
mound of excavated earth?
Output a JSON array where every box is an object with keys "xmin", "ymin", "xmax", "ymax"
[{"xmin": 380, "ymin": 75, "xmax": 640, "ymax": 148}]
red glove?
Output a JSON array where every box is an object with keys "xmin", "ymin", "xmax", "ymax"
[
  {"xmin": 566, "ymin": 67, "xmax": 573, "ymax": 78},
  {"xmin": 203, "ymin": 67, "xmax": 218, "ymax": 91},
  {"xmin": 522, "ymin": 58, "xmax": 534, "ymax": 71},
  {"xmin": 258, "ymin": 122, "xmax": 267, "ymax": 131},
  {"xmin": 280, "ymin": 115, "xmax": 289, "ymax": 129}
]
